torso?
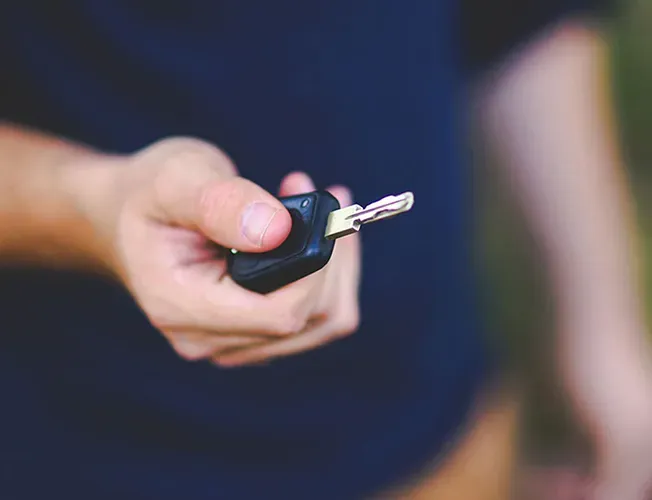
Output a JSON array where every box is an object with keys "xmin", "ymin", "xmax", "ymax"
[{"xmin": 0, "ymin": 2, "xmax": 491, "ymax": 498}]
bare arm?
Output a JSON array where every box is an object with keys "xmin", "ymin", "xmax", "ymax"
[
  {"xmin": 476, "ymin": 20, "xmax": 652, "ymax": 496},
  {"xmin": 0, "ymin": 123, "xmax": 118, "ymax": 273}
]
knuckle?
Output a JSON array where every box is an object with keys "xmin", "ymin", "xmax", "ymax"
[
  {"xmin": 176, "ymin": 147, "xmax": 227, "ymax": 174},
  {"xmin": 332, "ymin": 310, "xmax": 360, "ymax": 338},
  {"xmin": 146, "ymin": 145, "xmax": 232, "ymax": 215},
  {"xmin": 276, "ymin": 315, "xmax": 305, "ymax": 336},
  {"xmin": 156, "ymin": 137, "xmax": 237, "ymax": 177},
  {"xmin": 268, "ymin": 308, "xmax": 306, "ymax": 336},
  {"xmin": 158, "ymin": 137, "xmax": 225, "ymax": 159},
  {"xmin": 290, "ymin": 305, "xmax": 312, "ymax": 332},
  {"xmin": 267, "ymin": 294, "xmax": 312, "ymax": 335}
]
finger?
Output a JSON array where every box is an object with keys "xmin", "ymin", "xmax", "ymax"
[
  {"xmin": 177, "ymin": 175, "xmax": 291, "ymax": 252},
  {"xmin": 151, "ymin": 243, "xmax": 315, "ymax": 338},
  {"xmin": 326, "ymin": 184, "xmax": 353, "ymax": 207},
  {"xmin": 145, "ymin": 141, "xmax": 292, "ymax": 252},
  {"xmin": 213, "ymin": 292, "xmax": 359, "ymax": 367},
  {"xmin": 169, "ymin": 331, "xmax": 266, "ymax": 361},
  {"xmin": 213, "ymin": 318, "xmax": 334, "ymax": 367},
  {"xmin": 164, "ymin": 276, "xmax": 306, "ymax": 337},
  {"xmin": 278, "ymin": 171, "xmax": 316, "ymax": 197}
]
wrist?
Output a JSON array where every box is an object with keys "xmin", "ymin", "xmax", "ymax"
[{"xmin": 58, "ymin": 152, "xmax": 130, "ymax": 278}]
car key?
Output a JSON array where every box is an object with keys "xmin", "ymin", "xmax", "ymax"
[{"xmin": 227, "ymin": 190, "xmax": 414, "ymax": 293}]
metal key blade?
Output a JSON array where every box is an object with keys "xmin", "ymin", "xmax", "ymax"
[
  {"xmin": 348, "ymin": 192, "xmax": 414, "ymax": 224},
  {"xmin": 325, "ymin": 191, "xmax": 414, "ymax": 240}
]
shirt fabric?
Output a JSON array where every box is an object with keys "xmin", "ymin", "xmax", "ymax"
[{"xmin": 0, "ymin": 1, "xmax": 610, "ymax": 499}]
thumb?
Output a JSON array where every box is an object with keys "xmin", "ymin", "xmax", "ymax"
[
  {"xmin": 222, "ymin": 178, "xmax": 292, "ymax": 251},
  {"xmin": 149, "ymin": 161, "xmax": 291, "ymax": 253}
]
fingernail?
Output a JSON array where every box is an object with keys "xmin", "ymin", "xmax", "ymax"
[{"xmin": 241, "ymin": 203, "xmax": 279, "ymax": 247}]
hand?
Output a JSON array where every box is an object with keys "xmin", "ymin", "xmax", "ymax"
[
  {"xmin": 590, "ymin": 415, "xmax": 652, "ymax": 500},
  {"xmin": 560, "ymin": 320, "xmax": 652, "ymax": 500},
  {"xmin": 590, "ymin": 355, "xmax": 652, "ymax": 500},
  {"xmin": 211, "ymin": 173, "xmax": 361, "ymax": 367},
  {"xmin": 520, "ymin": 459, "xmax": 652, "ymax": 500},
  {"xmin": 72, "ymin": 137, "xmax": 361, "ymax": 366}
]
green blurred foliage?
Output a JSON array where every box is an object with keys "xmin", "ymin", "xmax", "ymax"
[
  {"xmin": 477, "ymin": 1, "xmax": 652, "ymax": 464},
  {"xmin": 613, "ymin": 0, "xmax": 652, "ymax": 174}
]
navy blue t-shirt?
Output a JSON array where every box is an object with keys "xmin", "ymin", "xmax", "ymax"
[{"xmin": 0, "ymin": 2, "xmax": 609, "ymax": 499}]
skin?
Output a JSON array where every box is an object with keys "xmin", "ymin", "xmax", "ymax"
[
  {"xmin": 0, "ymin": 16, "xmax": 650, "ymax": 500},
  {"xmin": 478, "ymin": 21, "xmax": 652, "ymax": 499},
  {"xmin": 0, "ymin": 132, "xmax": 361, "ymax": 367}
]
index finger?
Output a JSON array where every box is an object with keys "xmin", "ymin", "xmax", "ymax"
[{"xmin": 166, "ymin": 269, "xmax": 305, "ymax": 337}]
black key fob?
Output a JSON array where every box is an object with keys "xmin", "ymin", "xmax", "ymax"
[{"xmin": 227, "ymin": 190, "xmax": 341, "ymax": 294}]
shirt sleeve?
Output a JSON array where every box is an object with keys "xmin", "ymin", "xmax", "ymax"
[{"xmin": 462, "ymin": 0, "xmax": 617, "ymax": 78}]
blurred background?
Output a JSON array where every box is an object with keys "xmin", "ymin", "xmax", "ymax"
[{"xmin": 476, "ymin": 0, "xmax": 652, "ymax": 470}]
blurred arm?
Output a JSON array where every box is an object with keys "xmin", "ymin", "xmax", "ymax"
[
  {"xmin": 0, "ymin": 123, "xmax": 117, "ymax": 272},
  {"xmin": 476, "ymin": 19, "xmax": 652, "ymax": 479}
]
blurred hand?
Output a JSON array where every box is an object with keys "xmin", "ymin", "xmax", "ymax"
[
  {"xmin": 79, "ymin": 137, "xmax": 361, "ymax": 366},
  {"xmin": 590, "ymin": 417, "xmax": 652, "ymax": 500},
  {"xmin": 588, "ymin": 351, "xmax": 652, "ymax": 499},
  {"xmin": 521, "ymin": 457, "xmax": 652, "ymax": 500},
  {"xmin": 564, "ymin": 329, "xmax": 652, "ymax": 500}
]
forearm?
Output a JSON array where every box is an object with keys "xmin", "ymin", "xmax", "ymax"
[
  {"xmin": 0, "ymin": 123, "xmax": 117, "ymax": 273},
  {"xmin": 478, "ymin": 22, "xmax": 652, "ymax": 453}
]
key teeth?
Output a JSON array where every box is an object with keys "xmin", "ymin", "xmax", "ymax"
[{"xmin": 325, "ymin": 193, "xmax": 414, "ymax": 239}]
